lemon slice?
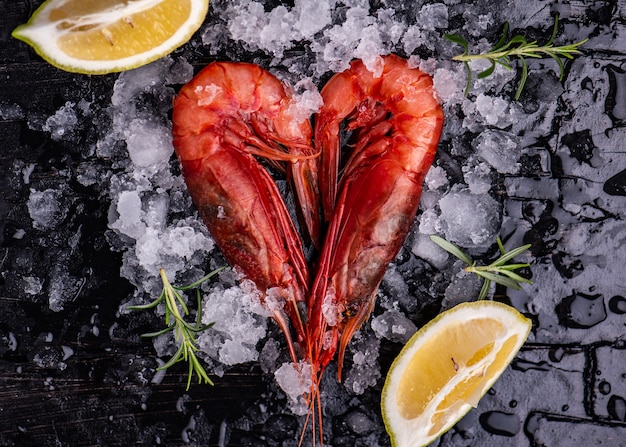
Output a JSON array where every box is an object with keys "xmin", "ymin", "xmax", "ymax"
[
  {"xmin": 381, "ymin": 300, "xmax": 532, "ymax": 447},
  {"xmin": 12, "ymin": 0, "xmax": 209, "ymax": 74}
]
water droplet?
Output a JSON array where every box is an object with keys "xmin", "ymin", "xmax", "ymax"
[
  {"xmin": 604, "ymin": 169, "xmax": 626, "ymax": 196},
  {"xmin": 509, "ymin": 400, "xmax": 517, "ymax": 408},
  {"xmin": 604, "ymin": 64, "xmax": 626, "ymax": 126},
  {"xmin": 523, "ymin": 217, "xmax": 559, "ymax": 257},
  {"xmin": 599, "ymin": 380, "xmax": 612, "ymax": 395},
  {"xmin": 561, "ymin": 405, "xmax": 569, "ymax": 412},
  {"xmin": 609, "ymin": 295, "xmax": 626, "ymax": 314},
  {"xmin": 581, "ymin": 76, "xmax": 594, "ymax": 91},
  {"xmin": 608, "ymin": 395, "xmax": 626, "ymax": 421},
  {"xmin": 524, "ymin": 413, "xmax": 541, "ymax": 437},
  {"xmin": 552, "ymin": 252, "xmax": 584, "ymax": 279},
  {"xmin": 521, "ymin": 199, "xmax": 553, "ymax": 224},
  {"xmin": 512, "ymin": 358, "xmax": 551, "ymax": 372},
  {"xmin": 549, "ymin": 347, "xmax": 565, "ymax": 362},
  {"xmin": 556, "ymin": 292, "xmax": 607, "ymax": 328},
  {"xmin": 479, "ymin": 411, "xmax": 521, "ymax": 437},
  {"xmin": 561, "ymin": 130, "xmax": 595, "ymax": 166}
]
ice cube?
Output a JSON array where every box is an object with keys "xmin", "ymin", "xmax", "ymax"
[
  {"xmin": 475, "ymin": 129, "xmax": 521, "ymax": 174},
  {"xmin": 287, "ymin": 78, "xmax": 324, "ymax": 123},
  {"xmin": 219, "ymin": 338, "xmax": 260, "ymax": 365},
  {"xmin": 22, "ymin": 276, "xmax": 43, "ymax": 295},
  {"xmin": 412, "ymin": 232, "xmax": 450, "ymax": 269},
  {"xmin": 424, "ymin": 165, "xmax": 449, "ymax": 190},
  {"xmin": 463, "ymin": 158, "xmax": 494, "ymax": 195},
  {"xmin": 109, "ymin": 190, "xmax": 146, "ymax": 239},
  {"xmin": 27, "ymin": 188, "xmax": 67, "ymax": 231},
  {"xmin": 371, "ymin": 309, "xmax": 417, "ymax": 343},
  {"xmin": 111, "ymin": 58, "xmax": 173, "ymax": 107},
  {"xmin": 43, "ymin": 101, "xmax": 78, "ymax": 141},
  {"xmin": 295, "ymin": 0, "xmax": 331, "ymax": 38},
  {"xmin": 403, "ymin": 25, "xmax": 425, "ymax": 55},
  {"xmin": 165, "ymin": 58, "xmax": 194, "ymax": 85},
  {"xmin": 259, "ymin": 338, "xmax": 281, "ymax": 374},
  {"xmin": 433, "ymin": 67, "xmax": 465, "ymax": 103},
  {"xmin": 274, "ymin": 361, "xmax": 312, "ymax": 414},
  {"xmin": 354, "ymin": 27, "xmax": 385, "ymax": 77},
  {"xmin": 124, "ymin": 118, "xmax": 174, "ymax": 168},
  {"xmin": 0, "ymin": 102, "xmax": 24, "ymax": 120},
  {"xmin": 342, "ymin": 330, "xmax": 381, "ymax": 395},
  {"xmin": 419, "ymin": 3, "xmax": 449, "ymax": 31},
  {"xmin": 441, "ymin": 271, "xmax": 484, "ymax": 308},
  {"xmin": 260, "ymin": 5, "xmax": 299, "ymax": 57},
  {"xmin": 227, "ymin": 1, "xmax": 268, "ymax": 53},
  {"xmin": 437, "ymin": 187, "xmax": 502, "ymax": 247},
  {"xmin": 475, "ymin": 93, "xmax": 514, "ymax": 127},
  {"xmin": 197, "ymin": 284, "xmax": 268, "ymax": 366}
]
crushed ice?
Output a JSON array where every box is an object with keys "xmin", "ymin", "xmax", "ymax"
[
  {"xmin": 274, "ymin": 361, "xmax": 313, "ymax": 415},
  {"xmin": 24, "ymin": 0, "xmax": 565, "ymax": 387}
]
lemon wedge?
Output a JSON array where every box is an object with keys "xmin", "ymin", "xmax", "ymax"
[
  {"xmin": 12, "ymin": 0, "xmax": 209, "ymax": 74},
  {"xmin": 381, "ymin": 300, "xmax": 532, "ymax": 447}
]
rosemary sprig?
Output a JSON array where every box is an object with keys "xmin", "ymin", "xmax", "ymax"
[
  {"xmin": 445, "ymin": 15, "xmax": 587, "ymax": 99},
  {"xmin": 128, "ymin": 267, "xmax": 225, "ymax": 390},
  {"xmin": 430, "ymin": 235, "xmax": 532, "ymax": 300}
]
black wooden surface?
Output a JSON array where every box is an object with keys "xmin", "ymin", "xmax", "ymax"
[{"xmin": 0, "ymin": 2, "xmax": 271, "ymax": 446}]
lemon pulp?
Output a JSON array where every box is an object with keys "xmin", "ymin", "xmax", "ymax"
[{"xmin": 53, "ymin": 0, "xmax": 191, "ymax": 60}]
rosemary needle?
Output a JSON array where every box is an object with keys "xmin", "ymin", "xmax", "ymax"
[{"xmin": 430, "ymin": 235, "xmax": 532, "ymax": 300}]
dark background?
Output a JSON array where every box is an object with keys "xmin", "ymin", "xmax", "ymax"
[
  {"xmin": 0, "ymin": 2, "xmax": 274, "ymax": 446},
  {"xmin": 3, "ymin": 1, "xmax": 626, "ymax": 446}
]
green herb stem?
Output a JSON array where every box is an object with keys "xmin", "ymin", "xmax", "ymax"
[
  {"xmin": 128, "ymin": 267, "xmax": 225, "ymax": 390},
  {"xmin": 451, "ymin": 41, "xmax": 587, "ymax": 65},
  {"xmin": 430, "ymin": 235, "xmax": 532, "ymax": 300}
]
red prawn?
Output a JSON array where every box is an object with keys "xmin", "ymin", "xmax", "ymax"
[
  {"xmin": 172, "ymin": 61, "xmax": 320, "ymax": 362},
  {"xmin": 309, "ymin": 55, "xmax": 444, "ymax": 380}
]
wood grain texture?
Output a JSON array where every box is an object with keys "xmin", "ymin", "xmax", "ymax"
[{"xmin": 0, "ymin": 2, "xmax": 269, "ymax": 446}]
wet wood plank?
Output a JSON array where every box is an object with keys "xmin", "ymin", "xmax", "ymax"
[{"xmin": 1, "ymin": 5, "xmax": 269, "ymax": 441}]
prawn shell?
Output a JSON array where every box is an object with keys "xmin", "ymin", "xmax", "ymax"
[{"xmin": 311, "ymin": 55, "xmax": 444, "ymax": 375}]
